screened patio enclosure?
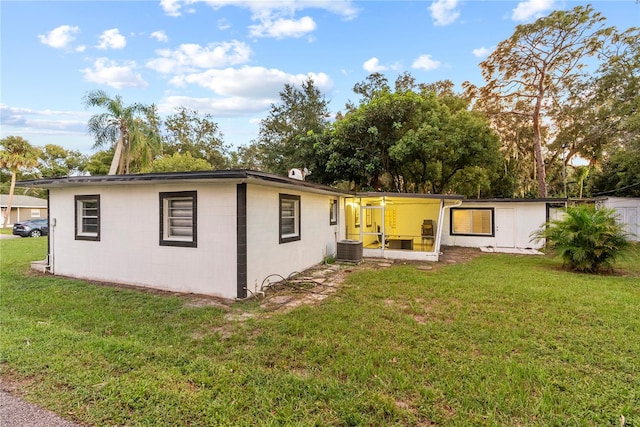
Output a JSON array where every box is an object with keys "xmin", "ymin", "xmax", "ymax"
[{"xmin": 344, "ymin": 193, "xmax": 462, "ymax": 261}]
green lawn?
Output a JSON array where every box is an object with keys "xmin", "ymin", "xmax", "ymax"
[{"xmin": 1, "ymin": 238, "xmax": 639, "ymax": 426}]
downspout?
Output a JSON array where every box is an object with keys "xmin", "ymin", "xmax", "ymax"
[
  {"xmin": 46, "ymin": 190, "xmax": 54, "ymax": 274},
  {"xmin": 434, "ymin": 199, "xmax": 462, "ymax": 257}
]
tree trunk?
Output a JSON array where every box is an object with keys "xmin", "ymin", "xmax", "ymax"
[
  {"xmin": 532, "ymin": 98, "xmax": 547, "ymax": 197},
  {"xmin": 109, "ymin": 138, "xmax": 124, "ymax": 175},
  {"xmin": 2, "ymin": 171, "xmax": 17, "ymax": 228}
]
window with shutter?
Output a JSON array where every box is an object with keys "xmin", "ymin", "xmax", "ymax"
[{"xmin": 160, "ymin": 191, "xmax": 197, "ymax": 247}]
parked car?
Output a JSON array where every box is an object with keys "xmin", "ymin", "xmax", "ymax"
[{"xmin": 12, "ymin": 219, "xmax": 49, "ymax": 237}]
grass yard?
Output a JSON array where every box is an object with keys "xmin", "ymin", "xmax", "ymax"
[{"xmin": 1, "ymin": 238, "xmax": 639, "ymax": 426}]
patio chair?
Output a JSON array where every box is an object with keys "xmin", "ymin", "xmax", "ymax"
[{"xmin": 421, "ymin": 220, "xmax": 435, "ymax": 250}]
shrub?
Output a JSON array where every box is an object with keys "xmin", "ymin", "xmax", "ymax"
[{"xmin": 533, "ymin": 205, "xmax": 631, "ymax": 273}]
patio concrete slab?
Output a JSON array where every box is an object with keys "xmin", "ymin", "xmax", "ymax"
[{"xmin": 480, "ymin": 246, "xmax": 543, "ymax": 255}]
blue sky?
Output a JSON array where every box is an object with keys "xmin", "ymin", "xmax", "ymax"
[{"xmin": 1, "ymin": 0, "xmax": 638, "ymax": 154}]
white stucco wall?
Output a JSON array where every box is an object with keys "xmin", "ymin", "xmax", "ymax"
[
  {"xmin": 245, "ymin": 184, "xmax": 342, "ymax": 295},
  {"xmin": 48, "ymin": 183, "xmax": 238, "ymax": 299},
  {"xmin": 441, "ymin": 201, "xmax": 552, "ymax": 249}
]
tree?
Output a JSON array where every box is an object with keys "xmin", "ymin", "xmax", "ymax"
[
  {"xmin": 0, "ymin": 136, "xmax": 40, "ymax": 228},
  {"xmin": 83, "ymin": 149, "xmax": 114, "ymax": 176},
  {"xmin": 253, "ymin": 77, "xmax": 331, "ymax": 176},
  {"xmin": 151, "ymin": 152, "xmax": 212, "ymax": 173},
  {"xmin": 554, "ymin": 27, "xmax": 640, "ymax": 168},
  {"xmin": 320, "ymin": 74, "xmax": 500, "ymax": 193},
  {"xmin": 83, "ymin": 90, "xmax": 159, "ymax": 174},
  {"xmin": 390, "ymin": 106, "xmax": 500, "ymax": 194},
  {"xmin": 38, "ymin": 144, "xmax": 87, "ymax": 177},
  {"xmin": 533, "ymin": 205, "xmax": 631, "ymax": 273},
  {"xmin": 163, "ymin": 107, "xmax": 228, "ymax": 170},
  {"xmin": 474, "ymin": 5, "xmax": 610, "ymax": 197},
  {"xmin": 588, "ymin": 141, "xmax": 640, "ymax": 197}
]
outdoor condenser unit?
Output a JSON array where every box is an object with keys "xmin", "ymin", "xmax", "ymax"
[{"xmin": 336, "ymin": 240, "xmax": 363, "ymax": 263}]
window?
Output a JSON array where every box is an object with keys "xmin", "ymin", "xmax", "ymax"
[
  {"xmin": 31, "ymin": 209, "xmax": 41, "ymax": 218},
  {"xmin": 280, "ymin": 194, "xmax": 301, "ymax": 243},
  {"xmin": 75, "ymin": 195, "xmax": 100, "ymax": 241},
  {"xmin": 451, "ymin": 208, "xmax": 493, "ymax": 236},
  {"xmin": 160, "ymin": 191, "xmax": 197, "ymax": 247},
  {"xmin": 329, "ymin": 198, "xmax": 338, "ymax": 225}
]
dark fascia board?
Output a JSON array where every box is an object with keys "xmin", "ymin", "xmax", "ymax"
[
  {"xmin": 17, "ymin": 169, "xmax": 353, "ymax": 196},
  {"xmin": 354, "ymin": 192, "xmax": 463, "ymax": 200},
  {"xmin": 461, "ymin": 198, "xmax": 568, "ymax": 203}
]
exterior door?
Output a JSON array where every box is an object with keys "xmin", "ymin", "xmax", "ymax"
[{"xmin": 495, "ymin": 208, "xmax": 515, "ymax": 248}]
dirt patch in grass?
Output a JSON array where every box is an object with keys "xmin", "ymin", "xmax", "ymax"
[{"xmin": 251, "ymin": 246, "xmax": 483, "ymax": 316}]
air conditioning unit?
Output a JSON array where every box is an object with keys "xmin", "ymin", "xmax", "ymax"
[{"xmin": 336, "ymin": 240, "xmax": 363, "ymax": 263}]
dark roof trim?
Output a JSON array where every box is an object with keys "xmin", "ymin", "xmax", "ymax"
[
  {"xmin": 17, "ymin": 169, "xmax": 351, "ymax": 196},
  {"xmin": 353, "ymin": 192, "xmax": 463, "ymax": 200},
  {"xmin": 461, "ymin": 198, "xmax": 568, "ymax": 203}
]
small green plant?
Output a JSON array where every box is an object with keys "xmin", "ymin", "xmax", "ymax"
[
  {"xmin": 324, "ymin": 254, "xmax": 336, "ymax": 264},
  {"xmin": 533, "ymin": 205, "xmax": 631, "ymax": 273}
]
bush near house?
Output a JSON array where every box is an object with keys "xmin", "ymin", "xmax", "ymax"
[{"xmin": 534, "ymin": 205, "xmax": 631, "ymax": 273}]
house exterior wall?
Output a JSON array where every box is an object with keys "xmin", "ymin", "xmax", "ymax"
[
  {"xmin": 9, "ymin": 207, "xmax": 47, "ymax": 224},
  {"xmin": 602, "ymin": 197, "xmax": 640, "ymax": 242},
  {"xmin": 441, "ymin": 201, "xmax": 550, "ymax": 249},
  {"xmin": 48, "ymin": 183, "xmax": 238, "ymax": 299},
  {"xmin": 245, "ymin": 184, "xmax": 342, "ymax": 295},
  {"xmin": 1, "ymin": 207, "xmax": 47, "ymax": 226}
]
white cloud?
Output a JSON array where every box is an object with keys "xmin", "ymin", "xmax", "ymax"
[
  {"xmin": 160, "ymin": 1, "xmax": 357, "ymax": 40},
  {"xmin": 412, "ymin": 54, "xmax": 442, "ymax": 71},
  {"xmin": 249, "ymin": 16, "xmax": 316, "ymax": 38},
  {"xmin": 512, "ymin": 0, "xmax": 555, "ymax": 21},
  {"xmin": 169, "ymin": 66, "xmax": 333, "ymax": 98},
  {"xmin": 96, "ymin": 28, "xmax": 126, "ymax": 50},
  {"xmin": 150, "ymin": 30, "xmax": 168, "ymax": 42},
  {"xmin": 160, "ymin": 0, "xmax": 358, "ymax": 20},
  {"xmin": 0, "ymin": 105, "xmax": 89, "ymax": 135},
  {"xmin": 158, "ymin": 67, "xmax": 332, "ymax": 119},
  {"xmin": 76, "ymin": 45, "xmax": 87, "ymax": 53},
  {"xmin": 363, "ymin": 57, "xmax": 387, "ymax": 73},
  {"xmin": 429, "ymin": 0, "xmax": 460, "ymax": 26},
  {"xmin": 217, "ymin": 18, "xmax": 231, "ymax": 30},
  {"xmin": 82, "ymin": 58, "xmax": 148, "ymax": 89},
  {"xmin": 472, "ymin": 46, "xmax": 492, "ymax": 58},
  {"xmin": 157, "ymin": 96, "xmax": 273, "ymax": 117},
  {"xmin": 160, "ymin": 0, "xmax": 183, "ymax": 17},
  {"xmin": 147, "ymin": 40, "xmax": 251, "ymax": 74},
  {"xmin": 38, "ymin": 25, "xmax": 80, "ymax": 49}
]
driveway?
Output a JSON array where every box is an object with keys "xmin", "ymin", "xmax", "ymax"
[
  {"xmin": 0, "ymin": 233, "xmax": 19, "ymax": 239},
  {"xmin": 0, "ymin": 391, "xmax": 81, "ymax": 427}
]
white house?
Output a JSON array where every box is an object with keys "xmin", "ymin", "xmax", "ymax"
[
  {"xmin": 18, "ymin": 170, "xmax": 350, "ymax": 300},
  {"xmin": 597, "ymin": 196, "xmax": 640, "ymax": 242},
  {"xmin": 20, "ymin": 169, "xmax": 587, "ymax": 299},
  {"xmin": 440, "ymin": 198, "xmax": 567, "ymax": 250}
]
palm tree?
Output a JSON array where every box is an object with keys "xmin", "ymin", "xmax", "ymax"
[
  {"xmin": 83, "ymin": 90, "xmax": 159, "ymax": 174},
  {"xmin": 0, "ymin": 136, "xmax": 40, "ymax": 228},
  {"xmin": 533, "ymin": 205, "xmax": 630, "ymax": 273}
]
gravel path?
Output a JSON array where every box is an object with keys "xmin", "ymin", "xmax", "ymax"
[{"xmin": 0, "ymin": 391, "xmax": 82, "ymax": 427}]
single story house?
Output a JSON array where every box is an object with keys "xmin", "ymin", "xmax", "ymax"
[
  {"xmin": 17, "ymin": 170, "xmax": 470, "ymax": 299},
  {"xmin": 440, "ymin": 198, "xmax": 567, "ymax": 250},
  {"xmin": 17, "ymin": 170, "xmax": 357, "ymax": 300},
  {"xmin": 596, "ymin": 196, "xmax": 639, "ymax": 242},
  {"xmin": 1, "ymin": 194, "xmax": 48, "ymax": 226},
  {"xmin": 22, "ymin": 170, "xmax": 596, "ymax": 299}
]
